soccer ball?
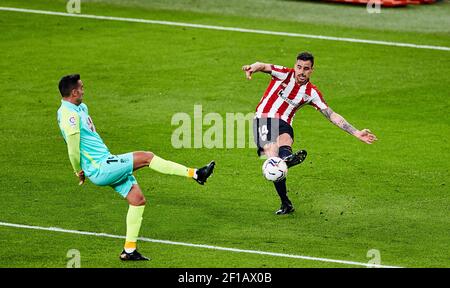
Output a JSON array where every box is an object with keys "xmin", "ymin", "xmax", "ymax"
[{"xmin": 262, "ymin": 157, "xmax": 288, "ymax": 182}]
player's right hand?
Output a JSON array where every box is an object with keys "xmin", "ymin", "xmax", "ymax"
[
  {"xmin": 76, "ymin": 170, "xmax": 85, "ymax": 185},
  {"xmin": 355, "ymin": 129, "xmax": 378, "ymax": 144},
  {"xmin": 242, "ymin": 64, "xmax": 254, "ymax": 80}
]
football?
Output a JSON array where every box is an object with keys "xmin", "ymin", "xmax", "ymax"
[{"xmin": 262, "ymin": 157, "xmax": 288, "ymax": 182}]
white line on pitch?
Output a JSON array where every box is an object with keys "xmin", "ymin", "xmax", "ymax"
[
  {"xmin": 0, "ymin": 221, "xmax": 401, "ymax": 268},
  {"xmin": 0, "ymin": 6, "xmax": 449, "ymax": 51}
]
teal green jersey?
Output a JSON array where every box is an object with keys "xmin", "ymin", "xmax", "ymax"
[{"xmin": 57, "ymin": 100, "xmax": 110, "ymax": 176}]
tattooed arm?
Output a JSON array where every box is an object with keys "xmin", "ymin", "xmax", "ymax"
[{"xmin": 320, "ymin": 107, "xmax": 378, "ymax": 144}]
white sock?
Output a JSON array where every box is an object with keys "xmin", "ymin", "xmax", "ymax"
[
  {"xmin": 125, "ymin": 247, "xmax": 136, "ymax": 253},
  {"xmin": 192, "ymin": 169, "xmax": 198, "ymax": 179}
]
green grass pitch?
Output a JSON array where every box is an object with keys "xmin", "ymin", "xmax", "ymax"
[{"xmin": 0, "ymin": 0, "xmax": 449, "ymax": 268}]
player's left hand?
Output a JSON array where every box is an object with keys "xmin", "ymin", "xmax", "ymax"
[
  {"xmin": 355, "ymin": 129, "xmax": 378, "ymax": 144},
  {"xmin": 76, "ymin": 170, "xmax": 85, "ymax": 185},
  {"xmin": 242, "ymin": 64, "xmax": 254, "ymax": 80}
]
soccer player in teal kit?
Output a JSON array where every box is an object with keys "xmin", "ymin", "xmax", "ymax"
[{"xmin": 57, "ymin": 74, "xmax": 215, "ymax": 261}]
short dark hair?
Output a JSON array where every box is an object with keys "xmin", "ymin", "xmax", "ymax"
[
  {"xmin": 58, "ymin": 74, "xmax": 80, "ymax": 97},
  {"xmin": 297, "ymin": 52, "xmax": 314, "ymax": 67}
]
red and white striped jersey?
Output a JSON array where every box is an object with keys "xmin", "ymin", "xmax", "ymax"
[{"xmin": 255, "ymin": 64, "xmax": 328, "ymax": 126}]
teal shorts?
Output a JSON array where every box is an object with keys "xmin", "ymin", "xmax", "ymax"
[{"xmin": 88, "ymin": 153, "xmax": 137, "ymax": 198}]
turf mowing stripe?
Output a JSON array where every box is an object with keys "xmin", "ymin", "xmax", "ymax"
[
  {"xmin": 0, "ymin": 7, "xmax": 449, "ymax": 52},
  {"xmin": 0, "ymin": 221, "xmax": 402, "ymax": 268}
]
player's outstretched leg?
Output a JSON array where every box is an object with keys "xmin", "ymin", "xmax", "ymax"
[
  {"xmin": 283, "ymin": 148, "xmax": 307, "ymax": 168},
  {"xmin": 133, "ymin": 152, "xmax": 215, "ymax": 185},
  {"xmin": 120, "ymin": 184, "xmax": 150, "ymax": 261}
]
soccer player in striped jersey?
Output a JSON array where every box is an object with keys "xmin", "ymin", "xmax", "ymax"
[
  {"xmin": 57, "ymin": 74, "xmax": 215, "ymax": 261},
  {"xmin": 242, "ymin": 52, "xmax": 377, "ymax": 215}
]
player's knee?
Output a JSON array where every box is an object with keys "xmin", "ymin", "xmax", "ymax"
[
  {"xmin": 144, "ymin": 152, "xmax": 154, "ymax": 166},
  {"xmin": 130, "ymin": 195, "xmax": 146, "ymax": 206},
  {"xmin": 137, "ymin": 196, "xmax": 147, "ymax": 206},
  {"xmin": 278, "ymin": 133, "xmax": 293, "ymax": 146}
]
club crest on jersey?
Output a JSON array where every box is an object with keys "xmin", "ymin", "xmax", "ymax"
[{"xmin": 68, "ymin": 116, "xmax": 76, "ymax": 127}]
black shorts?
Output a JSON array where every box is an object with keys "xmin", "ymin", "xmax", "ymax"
[{"xmin": 253, "ymin": 117, "xmax": 294, "ymax": 156}]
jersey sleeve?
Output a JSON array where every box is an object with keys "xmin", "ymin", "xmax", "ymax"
[
  {"xmin": 60, "ymin": 109, "xmax": 81, "ymax": 136},
  {"xmin": 59, "ymin": 109, "xmax": 81, "ymax": 172},
  {"xmin": 309, "ymin": 88, "xmax": 328, "ymax": 111},
  {"xmin": 66, "ymin": 132, "xmax": 82, "ymax": 173},
  {"xmin": 270, "ymin": 64, "xmax": 291, "ymax": 81}
]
